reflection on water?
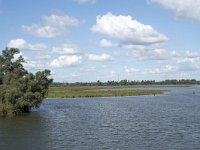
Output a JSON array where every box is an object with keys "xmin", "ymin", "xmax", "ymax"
[{"xmin": 1, "ymin": 86, "xmax": 200, "ymax": 150}]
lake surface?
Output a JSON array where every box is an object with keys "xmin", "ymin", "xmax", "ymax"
[{"xmin": 1, "ymin": 86, "xmax": 200, "ymax": 150}]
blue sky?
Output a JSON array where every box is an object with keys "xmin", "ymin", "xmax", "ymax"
[{"xmin": 1, "ymin": 0, "xmax": 200, "ymax": 82}]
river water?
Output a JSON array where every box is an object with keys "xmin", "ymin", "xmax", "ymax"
[{"xmin": 1, "ymin": 86, "xmax": 200, "ymax": 150}]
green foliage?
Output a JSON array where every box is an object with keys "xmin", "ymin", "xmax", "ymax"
[
  {"xmin": 0, "ymin": 103, "xmax": 13, "ymax": 116},
  {"xmin": 0, "ymin": 48, "xmax": 52, "ymax": 116}
]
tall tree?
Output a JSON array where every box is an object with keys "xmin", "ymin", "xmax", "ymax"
[{"xmin": 0, "ymin": 48, "xmax": 52, "ymax": 116}]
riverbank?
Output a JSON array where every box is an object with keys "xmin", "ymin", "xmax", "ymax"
[{"xmin": 47, "ymin": 85, "xmax": 169, "ymax": 98}]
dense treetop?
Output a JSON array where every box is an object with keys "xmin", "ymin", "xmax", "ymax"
[{"xmin": 0, "ymin": 48, "xmax": 52, "ymax": 116}]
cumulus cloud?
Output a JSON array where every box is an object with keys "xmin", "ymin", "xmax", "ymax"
[
  {"xmin": 52, "ymin": 44, "xmax": 79, "ymax": 54},
  {"xmin": 75, "ymin": 0, "xmax": 95, "ymax": 4},
  {"xmin": 8, "ymin": 38, "xmax": 47, "ymax": 50},
  {"xmin": 150, "ymin": 0, "xmax": 200, "ymax": 21},
  {"xmin": 50, "ymin": 55, "xmax": 82, "ymax": 68},
  {"xmin": 92, "ymin": 12, "xmax": 169, "ymax": 60},
  {"xmin": 99, "ymin": 39, "xmax": 117, "ymax": 48},
  {"xmin": 92, "ymin": 12, "xmax": 168, "ymax": 45},
  {"xmin": 87, "ymin": 53, "xmax": 113, "ymax": 61},
  {"xmin": 22, "ymin": 14, "xmax": 80, "ymax": 38}
]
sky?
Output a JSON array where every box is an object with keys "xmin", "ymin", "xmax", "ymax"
[{"xmin": 1, "ymin": 0, "xmax": 200, "ymax": 82}]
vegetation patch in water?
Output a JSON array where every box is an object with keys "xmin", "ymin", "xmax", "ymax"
[{"xmin": 48, "ymin": 86, "xmax": 167, "ymax": 98}]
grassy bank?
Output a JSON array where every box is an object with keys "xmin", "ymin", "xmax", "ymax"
[{"xmin": 47, "ymin": 85, "xmax": 168, "ymax": 98}]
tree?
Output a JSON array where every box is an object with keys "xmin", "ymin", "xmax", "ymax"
[
  {"xmin": 0, "ymin": 48, "xmax": 53, "ymax": 116},
  {"xmin": 97, "ymin": 80, "xmax": 102, "ymax": 86}
]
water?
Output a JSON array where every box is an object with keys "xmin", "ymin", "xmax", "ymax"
[{"xmin": 1, "ymin": 86, "xmax": 200, "ymax": 150}]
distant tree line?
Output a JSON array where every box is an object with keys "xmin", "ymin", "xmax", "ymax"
[{"xmin": 52, "ymin": 79, "xmax": 200, "ymax": 87}]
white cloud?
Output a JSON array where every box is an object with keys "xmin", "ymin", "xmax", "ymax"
[
  {"xmin": 8, "ymin": 38, "xmax": 28, "ymax": 49},
  {"xmin": 22, "ymin": 14, "xmax": 80, "ymax": 38},
  {"xmin": 14, "ymin": 53, "xmax": 50, "ymax": 70},
  {"xmin": 43, "ymin": 14, "xmax": 80, "ymax": 27},
  {"xmin": 87, "ymin": 53, "xmax": 113, "ymax": 61},
  {"xmin": 50, "ymin": 55, "xmax": 82, "ymax": 68},
  {"xmin": 92, "ymin": 12, "xmax": 168, "ymax": 45},
  {"xmin": 22, "ymin": 24, "xmax": 65, "ymax": 38},
  {"xmin": 13, "ymin": 52, "xmax": 24, "ymax": 61},
  {"xmin": 75, "ymin": 0, "xmax": 95, "ymax": 4},
  {"xmin": 52, "ymin": 44, "xmax": 79, "ymax": 54},
  {"xmin": 124, "ymin": 66, "xmax": 139, "ymax": 74},
  {"xmin": 150, "ymin": 0, "xmax": 200, "ymax": 21},
  {"xmin": 23, "ymin": 60, "xmax": 46, "ymax": 70},
  {"xmin": 92, "ymin": 13, "xmax": 169, "ymax": 61},
  {"xmin": 99, "ymin": 39, "xmax": 116, "ymax": 48},
  {"xmin": 8, "ymin": 38, "xmax": 47, "ymax": 50},
  {"xmin": 13, "ymin": 52, "xmax": 47, "ymax": 70}
]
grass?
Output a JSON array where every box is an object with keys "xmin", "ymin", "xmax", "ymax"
[{"xmin": 47, "ymin": 85, "xmax": 168, "ymax": 98}]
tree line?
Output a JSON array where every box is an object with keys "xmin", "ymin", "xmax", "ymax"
[{"xmin": 52, "ymin": 79, "xmax": 200, "ymax": 87}]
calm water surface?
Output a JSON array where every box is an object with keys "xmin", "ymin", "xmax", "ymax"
[{"xmin": 1, "ymin": 86, "xmax": 200, "ymax": 150}]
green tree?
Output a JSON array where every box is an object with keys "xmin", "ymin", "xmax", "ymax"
[{"xmin": 0, "ymin": 48, "xmax": 52, "ymax": 116}]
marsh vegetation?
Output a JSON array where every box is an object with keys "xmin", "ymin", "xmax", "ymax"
[{"xmin": 48, "ymin": 85, "xmax": 167, "ymax": 98}]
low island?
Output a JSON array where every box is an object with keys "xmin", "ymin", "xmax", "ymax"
[{"xmin": 48, "ymin": 85, "xmax": 168, "ymax": 98}]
